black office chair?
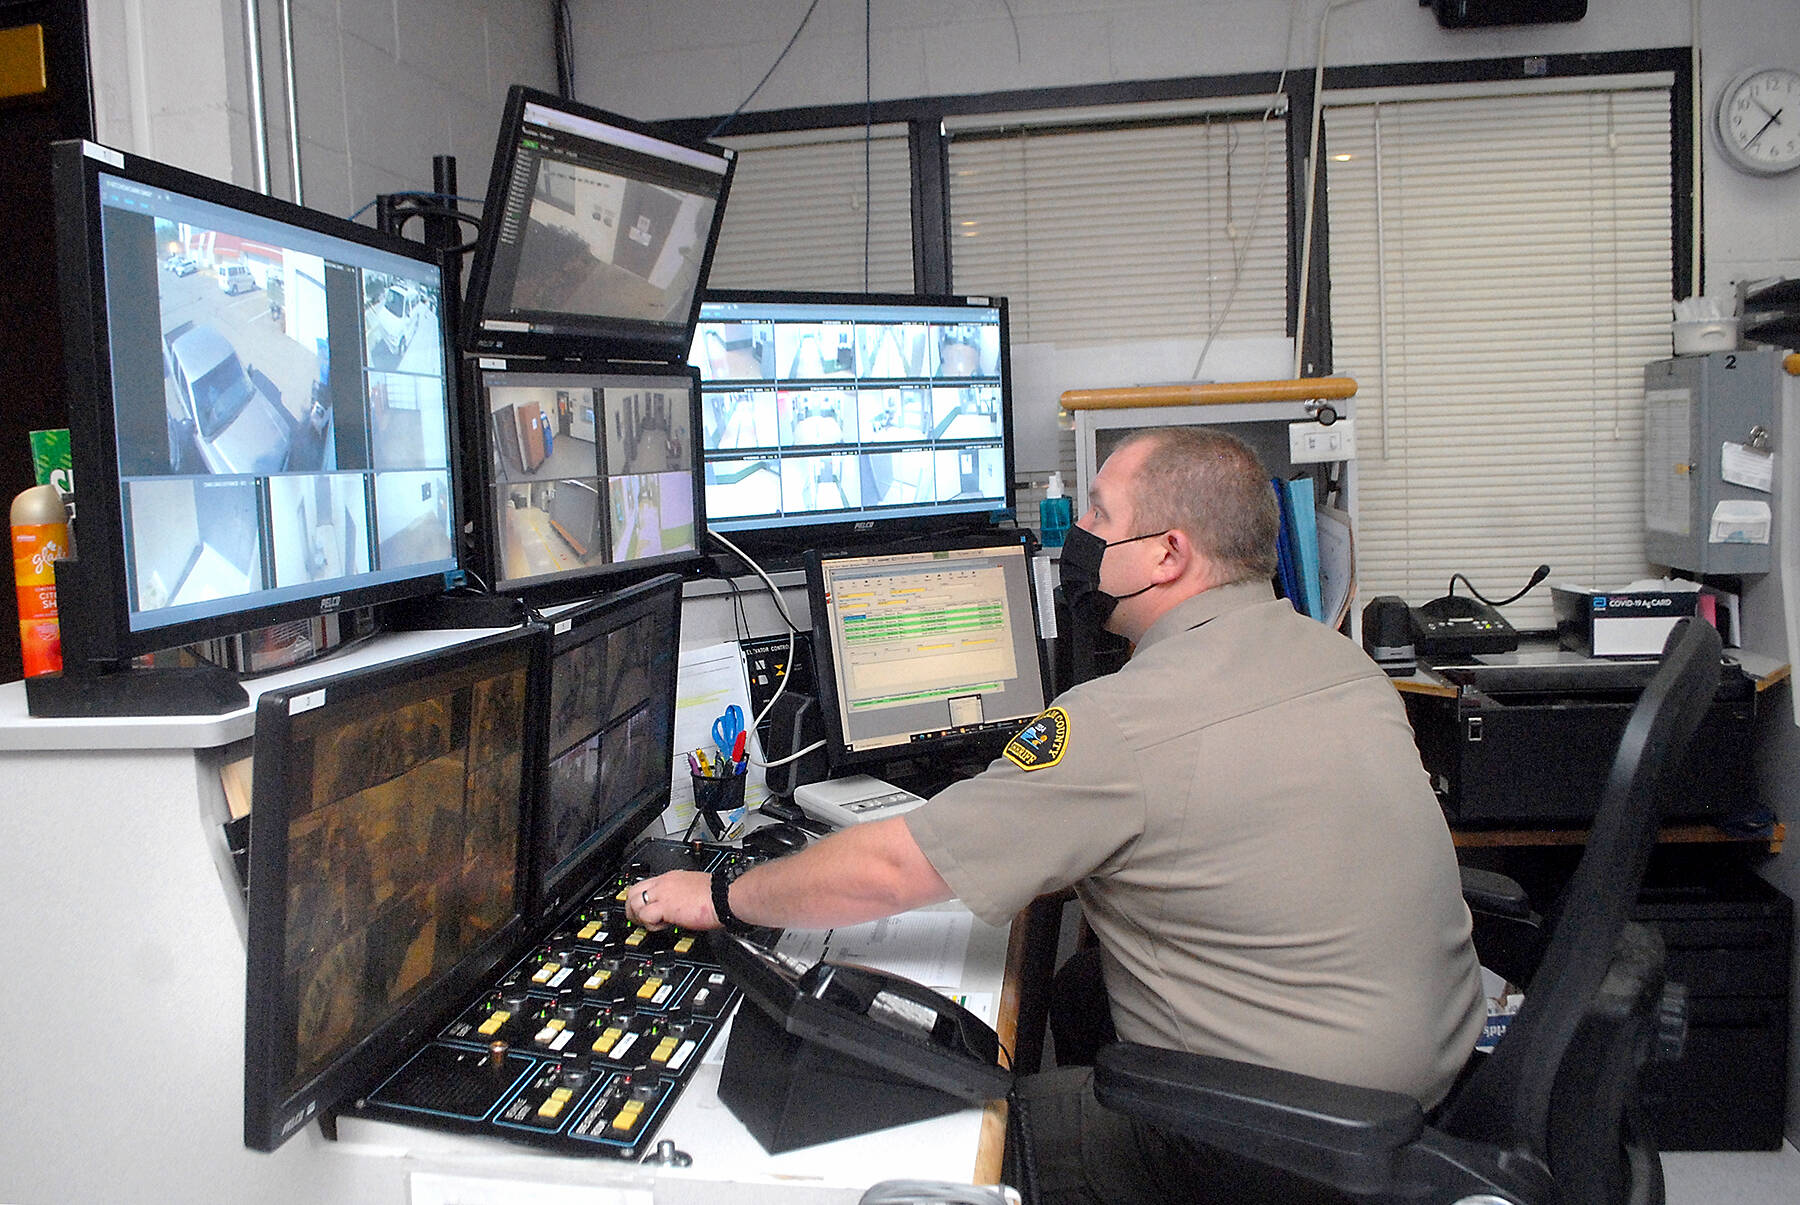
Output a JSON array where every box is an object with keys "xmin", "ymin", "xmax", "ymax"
[{"xmin": 1072, "ymin": 617, "xmax": 1722, "ymax": 1205}]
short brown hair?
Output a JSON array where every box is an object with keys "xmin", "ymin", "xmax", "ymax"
[{"xmin": 1112, "ymin": 426, "xmax": 1279, "ymax": 584}]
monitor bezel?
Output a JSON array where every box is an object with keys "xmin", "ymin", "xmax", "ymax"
[
  {"xmin": 695, "ymin": 289, "xmax": 1018, "ymax": 570},
  {"xmin": 242, "ymin": 625, "xmax": 544, "ymax": 1153},
  {"xmin": 467, "ymin": 358, "xmax": 710, "ymax": 608},
  {"xmin": 460, "ymin": 86, "xmax": 735, "ymax": 364},
  {"xmin": 50, "ymin": 139, "xmax": 467, "ymax": 667},
  {"xmin": 527, "ymin": 571, "xmax": 686, "ymax": 926},
  {"xmin": 804, "ymin": 528, "xmax": 1049, "ymax": 776}
]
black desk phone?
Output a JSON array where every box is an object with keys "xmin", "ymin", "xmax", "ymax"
[
  {"xmin": 713, "ymin": 934, "xmax": 1012, "ymax": 1103},
  {"xmin": 1408, "ymin": 565, "xmax": 1550, "ymax": 660},
  {"xmin": 1411, "ymin": 593, "xmax": 1521, "ymax": 659}
]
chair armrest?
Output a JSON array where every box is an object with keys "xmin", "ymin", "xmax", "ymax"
[
  {"xmin": 1460, "ymin": 865, "xmax": 1531, "ymax": 918},
  {"xmin": 1093, "ymin": 1043, "xmax": 1424, "ymax": 1192}
]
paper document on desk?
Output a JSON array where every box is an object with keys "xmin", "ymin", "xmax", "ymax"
[
  {"xmin": 1315, "ymin": 504, "xmax": 1355, "ymax": 630},
  {"xmin": 778, "ymin": 904, "xmax": 977, "ymax": 1001},
  {"xmin": 666, "ymin": 641, "xmax": 769, "ymax": 835}
]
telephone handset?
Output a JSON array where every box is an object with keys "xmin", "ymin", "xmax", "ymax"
[{"xmin": 712, "ymin": 933, "xmax": 1013, "ymax": 1103}]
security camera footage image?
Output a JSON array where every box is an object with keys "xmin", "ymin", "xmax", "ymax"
[
  {"xmin": 274, "ymin": 659, "xmax": 529, "ymax": 1095},
  {"xmin": 471, "ymin": 97, "xmax": 729, "ymax": 352},
  {"xmin": 95, "ymin": 173, "xmax": 456, "ymax": 634},
  {"xmin": 510, "ymin": 159, "xmax": 714, "ymax": 326},
  {"xmin": 538, "ymin": 584, "xmax": 679, "ymax": 902},
  {"xmin": 481, "ymin": 368, "xmax": 697, "ymax": 588},
  {"xmin": 692, "ymin": 298, "xmax": 1009, "ymax": 533}
]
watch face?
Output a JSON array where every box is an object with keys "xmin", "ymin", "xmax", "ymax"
[{"xmin": 1717, "ymin": 68, "xmax": 1800, "ymax": 175}]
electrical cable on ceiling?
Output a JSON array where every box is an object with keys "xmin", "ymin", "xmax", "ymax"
[
  {"xmin": 996, "ymin": 0, "xmax": 1022, "ymax": 63},
  {"xmin": 864, "ymin": 0, "xmax": 873, "ymax": 291},
  {"xmin": 1294, "ymin": 0, "xmax": 1376, "ymax": 379},
  {"xmin": 709, "ymin": 0, "xmax": 824, "ymax": 141},
  {"xmin": 554, "ymin": 0, "xmax": 576, "ymax": 99},
  {"xmin": 1190, "ymin": 0, "xmax": 1301, "ymax": 379}
]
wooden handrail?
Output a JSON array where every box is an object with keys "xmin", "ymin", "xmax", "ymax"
[{"xmin": 1060, "ymin": 376, "xmax": 1358, "ymax": 411}]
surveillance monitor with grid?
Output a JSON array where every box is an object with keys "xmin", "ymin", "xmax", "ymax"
[{"xmin": 693, "ymin": 290, "xmax": 1015, "ymax": 567}]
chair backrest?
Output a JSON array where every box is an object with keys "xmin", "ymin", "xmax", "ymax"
[{"xmin": 1438, "ymin": 617, "xmax": 1722, "ymax": 1162}]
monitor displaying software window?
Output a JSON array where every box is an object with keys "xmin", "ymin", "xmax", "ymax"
[{"xmin": 807, "ymin": 533, "xmax": 1049, "ymax": 768}]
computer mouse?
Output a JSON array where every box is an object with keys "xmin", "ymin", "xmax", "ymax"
[{"xmin": 741, "ymin": 821, "xmax": 810, "ymax": 857}]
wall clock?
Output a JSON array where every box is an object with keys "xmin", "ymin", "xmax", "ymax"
[{"xmin": 1715, "ymin": 66, "xmax": 1800, "ymax": 176}]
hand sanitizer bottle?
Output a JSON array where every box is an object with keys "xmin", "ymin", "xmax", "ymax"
[{"xmin": 1039, "ymin": 472, "xmax": 1072, "ymax": 548}]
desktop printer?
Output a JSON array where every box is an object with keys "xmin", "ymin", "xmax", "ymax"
[{"xmin": 1402, "ymin": 649, "xmax": 1757, "ymax": 825}]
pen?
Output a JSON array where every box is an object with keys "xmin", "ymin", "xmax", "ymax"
[{"xmin": 687, "ymin": 751, "xmax": 699, "ymax": 775}]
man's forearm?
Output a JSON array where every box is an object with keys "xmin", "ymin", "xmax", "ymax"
[
  {"xmin": 730, "ymin": 817, "xmax": 952, "ymax": 929},
  {"xmin": 625, "ymin": 816, "xmax": 951, "ymax": 933}
]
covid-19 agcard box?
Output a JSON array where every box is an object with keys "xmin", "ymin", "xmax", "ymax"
[{"xmin": 1552, "ymin": 584, "xmax": 1700, "ymax": 658}]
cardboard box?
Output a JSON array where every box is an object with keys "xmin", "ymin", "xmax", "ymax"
[{"xmin": 1552, "ymin": 584, "xmax": 1700, "ymax": 658}]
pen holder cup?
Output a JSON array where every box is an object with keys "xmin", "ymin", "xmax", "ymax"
[{"xmin": 692, "ymin": 770, "xmax": 748, "ymax": 840}]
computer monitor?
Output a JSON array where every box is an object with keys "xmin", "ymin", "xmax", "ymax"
[
  {"xmin": 243, "ymin": 626, "xmax": 542, "ymax": 1152},
  {"xmin": 471, "ymin": 360, "xmax": 706, "ymax": 600},
  {"xmin": 805, "ymin": 530, "xmax": 1050, "ymax": 774},
  {"xmin": 50, "ymin": 140, "xmax": 463, "ymax": 668},
  {"xmin": 531, "ymin": 573, "xmax": 684, "ymax": 923},
  {"xmin": 692, "ymin": 291, "xmax": 1016, "ymax": 566},
  {"xmin": 462, "ymin": 87, "xmax": 735, "ymax": 363}
]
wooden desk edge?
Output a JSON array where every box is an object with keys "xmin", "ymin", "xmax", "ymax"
[
  {"xmin": 1454, "ymin": 820, "xmax": 1784, "ymax": 853},
  {"xmin": 1752, "ymin": 661, "xmax": 1792, "ymax": 691},
  {"xmin": 973, "ymin": 915, "xmax": 1031, "ymax": 1184},
  {"xmin": 1395, "ymin": 659, "xmax": 1790, "ymax": 697}
]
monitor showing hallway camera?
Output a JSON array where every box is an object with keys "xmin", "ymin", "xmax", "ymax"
[
  {"xmin": 692, "ymin": 291, "xmax": 1015, "ymax": 564},
  {"xmin": 50, "ymin": 140, "xmax": 463, "ymax": 663},
  {"xmin": 474, "ymin": 362, "xmax": 704, "ymax": 597},
  {"xmin": 462, "ymin": 87, "xmax": 735, "ymax": 363}
]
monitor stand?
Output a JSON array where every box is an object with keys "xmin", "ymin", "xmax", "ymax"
[{"xmin": 24, "ymin": 660, "xmax": 248, "ymax": 718}]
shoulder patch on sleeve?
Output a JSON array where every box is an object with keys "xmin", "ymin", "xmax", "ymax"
[{"xmin": 1004, "ymin": 706, "xmax": 1070, "ymax": 771}]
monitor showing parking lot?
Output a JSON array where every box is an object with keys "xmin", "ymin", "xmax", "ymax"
[{"xmin": 90, "ymin": 167, "xmax": 459, "ymax": 637}]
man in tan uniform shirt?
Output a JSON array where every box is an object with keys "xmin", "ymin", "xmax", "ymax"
[{"xmin": 628, "ymin": 427, "xmax": 1484, "ymax": 1203}]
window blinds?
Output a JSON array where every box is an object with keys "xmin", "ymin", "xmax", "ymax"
[
  {"xmin": 707, "ymin": 125, "xmax": 915, "ymax": 293},
  {"xmin": 1324, "ymin": 84, "xmax": 1673, "ymax": 630},
  {"xmin": 945, "ymin": 113, "xmax": 1290, "ymax": 347}
]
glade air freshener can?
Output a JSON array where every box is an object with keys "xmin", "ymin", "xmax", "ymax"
[{"xmin": 12, "ymin": 483, "xmax": 69, "ymax": 677}]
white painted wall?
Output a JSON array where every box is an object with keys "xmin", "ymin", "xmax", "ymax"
[
  {"xmin": 86, "ymin": 0, "xmax": 557, "ymax": 222},
  {"xmin": 565, "ymin": 0, "xmax": 1800, "ymax": 298}
]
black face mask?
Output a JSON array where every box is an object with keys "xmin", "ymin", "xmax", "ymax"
[{"xmin": 1058, "ymin": 524, "xmax": 1168, "ymax": 632}]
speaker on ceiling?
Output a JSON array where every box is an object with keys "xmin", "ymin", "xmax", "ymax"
[{"xmin": 1424, "ymin": 0, "xmax": 1586, "ymax": 28}]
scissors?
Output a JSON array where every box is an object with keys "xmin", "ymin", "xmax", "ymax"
[{"xmin": 712, "ymin": 705, "xmax": 745, "ymax": 765}]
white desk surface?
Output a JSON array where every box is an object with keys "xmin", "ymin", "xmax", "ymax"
[{"xmin": 0, "ymin": 627, "xmax": 513, "ymax": 752}]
